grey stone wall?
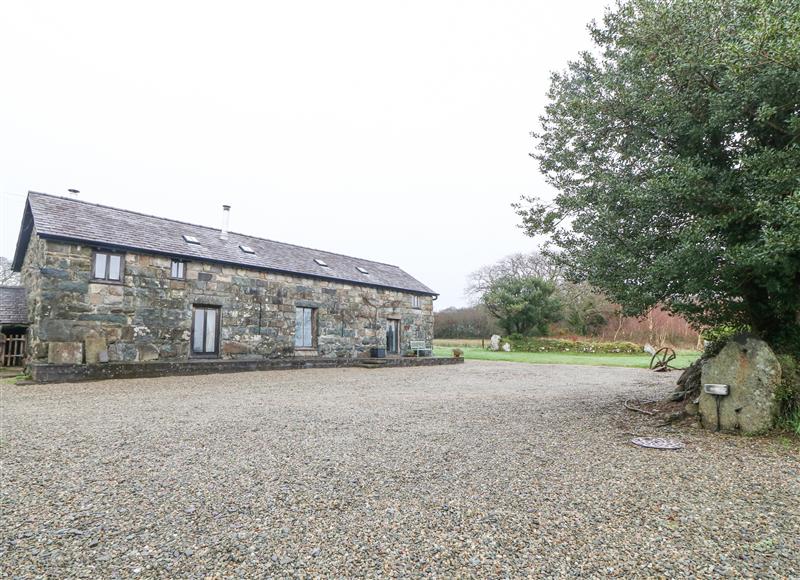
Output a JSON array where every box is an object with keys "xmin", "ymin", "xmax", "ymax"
[
  {"xmin": 20, "ymin": 228, "xmax": 47, "ymax": 361},
  {"xmin": 22, "ymin": 236, "xmax": 434, "ymax": 365},
  {"xmin": 30, "ymin": 356, "xmax": 462, "ymax": 383}
]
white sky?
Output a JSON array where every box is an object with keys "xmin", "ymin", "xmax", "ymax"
[{"xmin": 0, "ymin": 0, "xmax": 607, "ymax": 308}]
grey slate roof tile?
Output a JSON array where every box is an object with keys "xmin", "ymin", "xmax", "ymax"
[
  {"xmin": 25, "ymin": 192, "xmax": 436, "ymax": 295},
  {"xmin": 0, "ymin": 286, "xmax": 28, "ymax": 325}
]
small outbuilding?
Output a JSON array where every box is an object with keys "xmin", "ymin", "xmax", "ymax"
[{"xmin": 0, "ymin": 286, "xmax": 28, "ymax": 367}]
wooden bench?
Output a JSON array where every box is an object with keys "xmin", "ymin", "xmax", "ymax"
[{"xmin": 409, "ymin": 340, "xmax": 432, "ymax": 357}]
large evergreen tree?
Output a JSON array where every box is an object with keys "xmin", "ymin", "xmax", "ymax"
[
  {"xmin": 482, "ymin": 277, "xmax": 562, "ymax": 336},
  {"xmin": 516, "ymin": 0, "xmax": 800, "ymax": 350}
]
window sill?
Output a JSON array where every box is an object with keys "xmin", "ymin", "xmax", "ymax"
[{"xmin": 90, "ymin": 279, "xmax": 124, "ymax": 286}]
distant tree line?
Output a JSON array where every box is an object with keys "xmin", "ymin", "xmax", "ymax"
[
  {"xmin": 435, "ymin": 252, "xmax": 699, "ymax": 348},
  {"xmin": 434, "ymin": 305, "xmax": 500, "ymax": 339}
]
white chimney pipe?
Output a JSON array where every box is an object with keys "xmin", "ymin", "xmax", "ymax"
[{"xmin": 220, "ymin": 204, "xmax": 231, "ymax": 240}]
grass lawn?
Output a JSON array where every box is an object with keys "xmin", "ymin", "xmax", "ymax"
[{"xmin": 433, "ymin": 346, "xmax": 699, "ymax": 369}]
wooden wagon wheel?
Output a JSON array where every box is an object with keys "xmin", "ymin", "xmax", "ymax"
[{"xmin": 649, "ymin": 347, "xmax": 677, "ymax": 372}]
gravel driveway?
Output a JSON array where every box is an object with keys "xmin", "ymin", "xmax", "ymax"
[{"xmin": 2, "ymin": 361, "xmax": 798, "ymax": 578}]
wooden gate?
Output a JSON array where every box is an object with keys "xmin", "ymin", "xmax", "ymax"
[{"xmin": 2, "ymin": 333, "xmax": 26, "ymax": 367}]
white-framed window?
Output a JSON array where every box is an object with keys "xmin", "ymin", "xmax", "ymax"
[
  {"xmin": 411, "ymin": 295, "xmax": 421, "ymax": 309},
  {"xmin": 92, "ymin": 251, "xmax": 123, "ymax": 282},
  {"xmin": 170, "ymin": 259, "xmax": 186, "ymax": 279},
  {"xmin": 295, "ymin": 306, "xmax": 316, "ymax": 348}
]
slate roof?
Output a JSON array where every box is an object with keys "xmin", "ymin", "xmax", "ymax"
[
  {"xmin": 13, "ymin": 191, "xmax": 436, "ymax": 295},
  {"xmin": 0, "ymin": 286, "xmax": 28, "ymax": 325}
]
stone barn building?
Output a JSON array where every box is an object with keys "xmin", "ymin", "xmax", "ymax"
[{"xmin": 11, "ymin": 192, "xmax": 441, "ymax": 381}]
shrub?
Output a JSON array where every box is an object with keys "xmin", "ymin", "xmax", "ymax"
[
  {"xmin": 507, "ymin": 336, "xmax": 641, "ymax": 354},
  {"xmin": 701, "ymin": 325, "xmax": 748, "ymax": 344},
  {"xmin": 775, "ymin": 355, "xmax": 800, "ymax": 435}
]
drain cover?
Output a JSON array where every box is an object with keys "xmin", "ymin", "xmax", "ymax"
[{"xmin": 631, "ymin": 437, "xmax": 685, "ymax": 450}]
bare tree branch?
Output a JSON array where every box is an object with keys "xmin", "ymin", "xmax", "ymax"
[
  {"xmin": 0, "ymin": 257, "xmax": 21, "ymax": 286},
  {"xmin": 465, "ymin": 252, "xmax": 561, "ymax": 300}
]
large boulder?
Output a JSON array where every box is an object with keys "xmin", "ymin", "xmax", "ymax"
[
  {"xmin": 490, "ymin": 335, "xmax": 501, "ymax": 351},
  {"xmin": 699, "ymin": 336, "xmax": 781, "ymax": 434}
]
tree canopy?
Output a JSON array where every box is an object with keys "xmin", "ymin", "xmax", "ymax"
[
  {"xmin": 516, "ymin": 0, "xmax": 800, "ymax": 350},
  {"xmin": 466, "ymin": 252, "xmax": 561, "ymax": 299},
  {"xmin": 482, "ymin": 276, "xmax": 562, "ymax": 336}
]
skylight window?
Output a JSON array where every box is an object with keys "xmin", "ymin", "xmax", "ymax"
[
  {"xmin": 356, "ymin": 266, "xmax": 369, "ymax": 274},
  {"xmin": 314, "ymin": 258, "xmax": 329, "ymax": 267},
  {"xmin": 239, "ymin": 245, "xmax": 255, "ymax": 254},
  {"xmin": 183, "ymin": 235, "xmax": 200, "ymax": 244}
]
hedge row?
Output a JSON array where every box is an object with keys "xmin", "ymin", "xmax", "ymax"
[{"xmin": 507, "ymin": 336, "xmax": 643, "ymax": 354}]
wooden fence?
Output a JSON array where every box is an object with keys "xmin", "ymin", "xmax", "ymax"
[{"xmin": 2, "ymin": 334, "xmax": 26, "ymax": 367}]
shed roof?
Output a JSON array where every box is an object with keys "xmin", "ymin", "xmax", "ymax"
[
  {"xmin": 12, "ymin": 192, "xmax": 436, "ymax": 295},
  {"xmin": 0, "ymin": 286, "xmax": 28, "ymax": 325}
]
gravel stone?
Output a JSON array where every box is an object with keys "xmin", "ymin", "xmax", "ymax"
[{"xmin": 2, "ymin": 362, "xmax": 798, "ymax": 577}]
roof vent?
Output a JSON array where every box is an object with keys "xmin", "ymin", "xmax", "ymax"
[
  {"xmin": 314, "ymin": 258, "xmax": 329, "ymax": 267},
  {"xmin": 220, "ymin": 205, "xmax": 231, "ymax": 240},
  {"xmin": 183, "ymin": 235, "xmax": 200, "ymax": 244},
  {"xmin": 239, "ymin": 245, "xmax": 255, "ymax": 254},
  {"xmin": 356, "ymin": 266, "xmax": 369, "ymax": 274}
]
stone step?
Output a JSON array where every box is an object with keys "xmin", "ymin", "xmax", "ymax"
[{"xmin": 356, "ymin": 359, "xmax": 390, "ymax": 368}]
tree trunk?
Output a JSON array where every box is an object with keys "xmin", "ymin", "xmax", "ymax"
[
  {"xmin": 613, "ymin": 309, "xmax": 624, "ymax": 341},
  {"xmin": 670, "ymin": 357, "xmax": 703, "ymax": 402}
]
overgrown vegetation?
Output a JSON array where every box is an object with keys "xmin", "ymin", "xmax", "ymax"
[
  {"xmin": 776, "ymin": 354, "xmax": 800, "ymax": 435},
  {"xmin": 0, "ymin": 373, "xmax": 31, "ymax": 385}
]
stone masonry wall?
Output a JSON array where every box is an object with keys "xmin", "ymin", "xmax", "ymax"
[
  {"xmin": 20, "ymin": 228, "xmax": 48, "ymax": 361},
  {"xmin": 23, "ymin": 236, "xmax": 434, "ymax": 365}
]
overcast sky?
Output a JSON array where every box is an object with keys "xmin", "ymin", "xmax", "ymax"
[{"xmin": 1, "ymin": 0, "xmax": 607, "ymax": 308}]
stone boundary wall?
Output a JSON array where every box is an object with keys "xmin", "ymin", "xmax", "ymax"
[{"xmin": 29, "ymin": 356, "xmax": 464, "ymax": 383}]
